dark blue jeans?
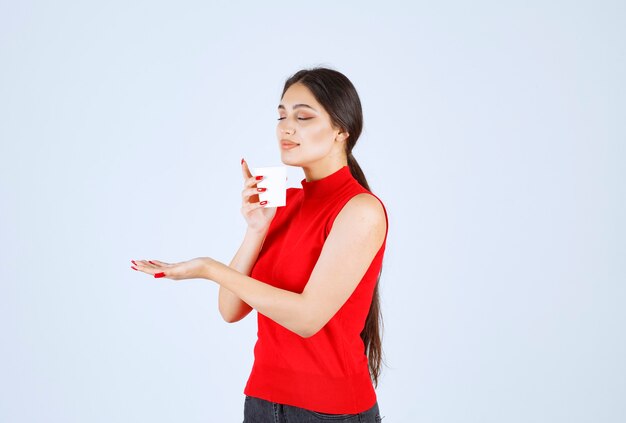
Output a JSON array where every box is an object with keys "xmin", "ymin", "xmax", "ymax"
[{"xmin": 243, "ymin": 395, "xmax": 383, "ymax": 422}]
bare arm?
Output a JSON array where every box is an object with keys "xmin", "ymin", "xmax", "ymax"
[
  {"xmin": 218, "ymin": 159, "xmax": 277, "ymax": 323},
  {"xmin": 208, "ymin": 193, "xmax": 387, "ymax": 338},
  {"xmin": 218, "ymin": 227, "xmax": 268, "ymax": 322},
  {"xmin": 132, "ymin": 194, "xmax": 386, "ymax": 337}
]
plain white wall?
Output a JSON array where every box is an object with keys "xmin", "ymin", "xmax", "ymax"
[{"xmin": 1, "ymin": 1, "xmax": 624, "ymax": 422}]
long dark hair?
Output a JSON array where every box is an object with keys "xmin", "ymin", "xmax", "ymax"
[{"xmin": 281, "ymin": 67, "xmax": 385, "ymax": 387}]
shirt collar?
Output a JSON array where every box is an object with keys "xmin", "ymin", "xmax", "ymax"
[{"xmin": 300, "ymin": 165, "xmax": 353, "ymax": 200}]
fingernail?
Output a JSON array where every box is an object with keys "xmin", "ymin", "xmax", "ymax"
[
  {"xmin": 260, "ymin": 200, "xmax": 268, "ymax": 206},
  {"xmin": 148, "ymin": 260, "xmax": 155, "ymax": 265},
  {"xmin": 255, "ymin": 175, "xmax": 263, "ymax": 180},
  {"xmin": 131, "ymin": 260, "xmax": 136, "ymax": 265},
  {"xmin": 257, "ymin": 187, "xmax": 266, "ymax": 192},
  {"xmin": 131, "ymin": 266, "xmax": 137, "ymax": 270},
  {"xmin": 154, "ymin": 272, "xmax": 166, "ymax": 278},
  {"xmin": 241, "ymin": 158, "xmax": 245, "ymax": 164}
]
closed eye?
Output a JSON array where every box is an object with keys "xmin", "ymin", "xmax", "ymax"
[{"xmin": 277, "ymin": 117, "xmax": 313, "ymax": 120}]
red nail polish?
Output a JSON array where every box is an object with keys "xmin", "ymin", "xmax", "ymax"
[
  {"xmin": 131, "ymin": 260, "xmax": 136, "ymax": 265},
  {"xmin": 241, "ymin": 158, "xmax": 245, "ymax": 164},
  {"xmin": 255, "ymin": 175, "xmax": 263, "ymax": 180},
  {"xmin": 131, "ymin": 266, "xmax": 137, "ymax": 270},
  {"xmin": 154, "ymin": 272, "xmax": 166, "ymax": 278},
  {"xmin": 148, "ymin": 260, "xmax": 155, "ymax": 265},
  {"xmin": 260, "ymin": 200, "xmax": 267, "ymax": 206},
  {"xmin": 257, "ymin": 187, "xmax": 266, "ymax": 192}
]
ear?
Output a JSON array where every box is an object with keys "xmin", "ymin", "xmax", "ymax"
[{"xmin": 336, "ymin": 130, "xmax": 349, "ymax": 142}]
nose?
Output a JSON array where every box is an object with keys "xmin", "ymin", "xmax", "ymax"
[{"xmin": 278, "ymin": 120, "xmax": 294, "ymax": 135}]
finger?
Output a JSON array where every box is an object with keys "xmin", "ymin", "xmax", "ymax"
[
  {"xmin": 241, "ymin": 159, "xmax": 253, "ymax": 180},
  {"xmin": 131, "ymin": 259, "xmax": 164, "ymax": 272},
  {"xmin": 131, "ymin": 260, "xmax": 169, "ymax": 278},
  {"xmin": 132, "ymin": 259, "xmax": 154, "ymax": 268},
  {"xmin": 130, "ymin": 259, "xmax": 156, "ymax": 275},
  {"xmin": 242, "ymin": 200, "xmax": 268, "ymax": 215},
  {"xmin": 149, "ymin": 259, "xmax": 172, "ymax": 267},
  {"xmin": 244, "ymin": 175, "xmax": 264, "ymax": 188},
  {"xmin": 242, "ymin": 186, "xmax": 265, "ymax": 204}
]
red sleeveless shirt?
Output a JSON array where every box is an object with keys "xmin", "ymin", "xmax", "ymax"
[{"xmin": 243, "ymin": 165, "xmax": 389, "ymax": 414}]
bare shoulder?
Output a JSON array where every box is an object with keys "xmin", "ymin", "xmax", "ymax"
[{"xmin": 334, "ymin": 193, "xmax": 387, "ymax": 238}]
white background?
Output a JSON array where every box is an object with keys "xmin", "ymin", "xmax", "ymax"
[{"xmin": 1, "ymin": 1, "xmax": 624, "ymax": 422}]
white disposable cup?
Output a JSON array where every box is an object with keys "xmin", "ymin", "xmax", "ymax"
[{"xmin": 250, "ymin": 166, "xmax": 287, "ymax": 207}]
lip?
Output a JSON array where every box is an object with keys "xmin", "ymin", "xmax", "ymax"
[{"xmin": 280, "ymin": 139, "xmax": 299, "ymax": 149}]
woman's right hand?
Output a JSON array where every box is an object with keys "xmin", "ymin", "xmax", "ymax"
[{"xmin": 240, "ymin": 159, "xmax": 277, "ymax": 233}]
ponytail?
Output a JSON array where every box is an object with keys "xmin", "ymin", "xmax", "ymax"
[{"xmin": 347, "ymin": 154, "xmax": 385, "ymax": 388}]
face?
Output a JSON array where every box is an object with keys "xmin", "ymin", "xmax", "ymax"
[{"xmin": 276, "ymin": 82, "xmax": 346, "ymax": 167}]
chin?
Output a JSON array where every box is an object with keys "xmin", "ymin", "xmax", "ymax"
[{"xmin": 279, "ymin": 155, "xmax": 298, "ymax": 166}]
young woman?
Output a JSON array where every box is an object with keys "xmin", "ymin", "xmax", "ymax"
[{"xmin": 131, "ymin": 67, "xmax": 388, "ymax": 422}]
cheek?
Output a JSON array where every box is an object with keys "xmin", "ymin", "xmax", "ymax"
[{"xmin": 306, "ymin": 125, "xmax": 335, "ymax": 145}]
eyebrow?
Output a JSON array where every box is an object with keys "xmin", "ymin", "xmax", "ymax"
[{"xmin": 277, "ymin": 103, "xmax": 318, "ymax": 112}]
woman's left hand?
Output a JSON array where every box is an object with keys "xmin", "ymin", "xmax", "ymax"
[{"xmin": 130, "ymin": 257, "xmax": 215, "ymax": 281}]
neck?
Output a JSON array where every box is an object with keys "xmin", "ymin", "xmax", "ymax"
[{"xmin": 302, "ymin": 159, "xmax": 348, "ymax": 183}]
